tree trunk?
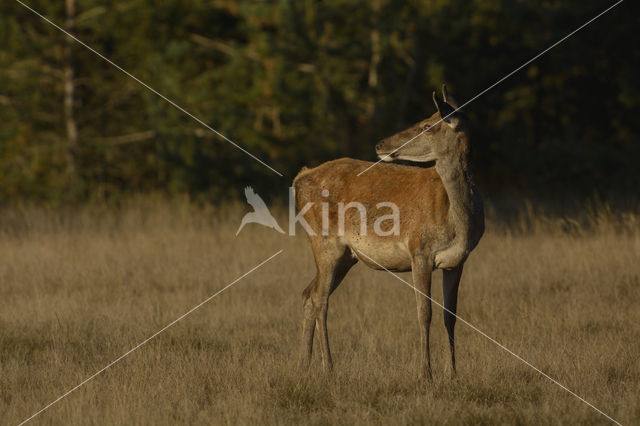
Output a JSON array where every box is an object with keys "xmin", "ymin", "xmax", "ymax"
[{"xmin": 64, "ymin": 0, "xmax": 78, "ymax": 185}]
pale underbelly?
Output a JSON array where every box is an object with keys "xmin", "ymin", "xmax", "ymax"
[{"xmin": 344, "ymin": 236, "xmax": 413, "ymax": 272}]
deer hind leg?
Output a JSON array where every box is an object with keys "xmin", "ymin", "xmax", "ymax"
[
  {"xmin": 442, "ymin": 263, "xmax": 463, "ymax": 378},
  {"xmin": 412, "ymin": 255, "xmax": 434, "ymax": 379},
  {"xmin": 300, "ymin": 276, "xmax": 318, "ymax": 369},
  {"xmin": 300, "ymin": 244, "xmax": 356, "ymax": 371}
]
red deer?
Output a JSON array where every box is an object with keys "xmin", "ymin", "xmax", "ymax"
[{"xmin": 292, "ymin": 85, "xmax": 484, "ymax": 378}]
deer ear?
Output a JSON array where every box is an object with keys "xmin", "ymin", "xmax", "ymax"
[
  {"xmin": 442, "ymin": 84, "xmax": 460, "ymax": 109},
  {"xmin": 433, "ymin": 89, "xmax": 461, "ymax": 129}
]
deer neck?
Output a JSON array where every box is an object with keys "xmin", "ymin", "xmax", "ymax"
[{"xmin": 433, "ymin": 134, "xmax": 481, "ymax": 268}]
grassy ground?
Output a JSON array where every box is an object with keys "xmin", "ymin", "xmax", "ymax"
[{"xmin": 1, "ymin": 199, "xmax": 639, "ymax": 425}]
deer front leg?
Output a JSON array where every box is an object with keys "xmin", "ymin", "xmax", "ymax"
[
  {"xmin": 434, "ymin": 240, "xmax": 468, "ymax": 270},
  {"xmin": 442, "ymin": 263, "xmax": 463, "ymax": 378},
  {"xmin": 411, "ymin": 255, "xmax": 433, "ymax": 380}
]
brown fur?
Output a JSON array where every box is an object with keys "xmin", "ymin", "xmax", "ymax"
[{"xmin": 294, "ymin": 159, "xmax": 449, "ymax": 265}]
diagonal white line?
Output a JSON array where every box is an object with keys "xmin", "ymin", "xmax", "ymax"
[
  {"xmin": 358, "ymin": 0, "xmax": 625, "ymax": 176},
  {"xmin": 355, "ymin": 249, "xmax": 621, "ymax": 425},
  {"xmin": 14, "ymin": 0, "xmax": 283, "ymax": 177},
  {"xmin": 18, "ymin": 249, "xmax": 284, "ymax": 426}
]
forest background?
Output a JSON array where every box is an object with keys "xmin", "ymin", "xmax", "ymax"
[{"xmin": 1, "ymin": 0, "xmax": 638, "ymax": 205}]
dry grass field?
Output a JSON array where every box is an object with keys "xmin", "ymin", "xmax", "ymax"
[{"xmin": 1, "ymin": 198, "xmax": 639, "ymax": 425}]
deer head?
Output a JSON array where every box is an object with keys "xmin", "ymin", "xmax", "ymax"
[{"xmin": 375, "ymin": 85, "xmax": 468, "ymax": 163}]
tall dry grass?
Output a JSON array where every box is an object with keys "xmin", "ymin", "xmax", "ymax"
[{"xmin": 1, "ymin": 198, "xmax": 639, "ymax": 425}]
